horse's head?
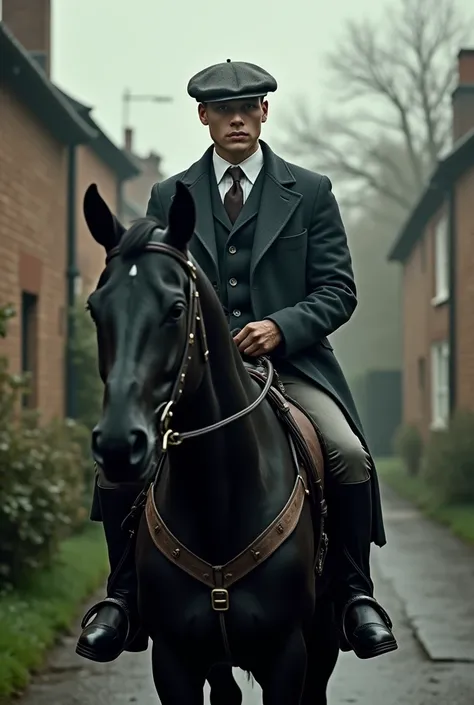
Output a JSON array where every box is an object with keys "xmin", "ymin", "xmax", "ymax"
[{"xmin": 84, "ymin": 181, "xmax": 207, "ymax": 484}]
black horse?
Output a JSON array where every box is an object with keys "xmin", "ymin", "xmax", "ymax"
[{"xmin": 83, "ymin": 181, "xmax": 340, "ymax": 704}]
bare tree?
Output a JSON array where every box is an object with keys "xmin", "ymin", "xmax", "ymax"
[{"xmin": 281, "ymin": 0, "xmax": 471, "ymax": 214}]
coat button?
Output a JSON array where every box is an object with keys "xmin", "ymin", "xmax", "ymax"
[
  {"xmin": 228, "ymin": 245, "xmax": 237, "ymax": 254},
  {"xmin": 229, "ymin": 277, "xmax": 237, "ymax": 287},
  {"xmin": 233, "ymin": 309, "xmax": 241, "ymax": 317}
]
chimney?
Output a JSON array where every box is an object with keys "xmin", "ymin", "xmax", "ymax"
[
  {"xmin": 124, "ymin": 128, "xmax": 133, "ymax": 153},
  {"xmin": 2, "ymin": 0, "xmax": 51, "ymax": 77},
  {"xmin": 452, "ymin": 48, "xmax": 474, "ymax": 142}
]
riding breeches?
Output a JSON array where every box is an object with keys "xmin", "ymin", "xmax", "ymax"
[{"xmin": 278, "ymin": 372, "xmax": 370, "ymax": 486}]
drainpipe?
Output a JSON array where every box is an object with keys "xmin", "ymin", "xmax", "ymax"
[
  {"xmin": 65, "ymin": 144, "xmax": 79, "ymax": 419},
  {"xmin": 116, "ymin": 178, "xmax": 124, "ymax": 224},
  {"xmin": 448, "ymin": 183, "xmax": 457, "ymax": 415}
]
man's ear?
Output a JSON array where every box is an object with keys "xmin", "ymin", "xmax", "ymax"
[{"xmin": 198, "ymin": 103, "xmax": 209, "ymax": 126}]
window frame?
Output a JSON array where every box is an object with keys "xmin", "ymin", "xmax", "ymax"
[
  {"xmin": 432, "ymin": 214, "xmax": 449, "ymax": 306},
  {"xmin": 430, "ymin": 341, "xmax": 450, "ymax": 430}
]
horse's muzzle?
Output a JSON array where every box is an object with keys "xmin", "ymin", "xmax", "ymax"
[{"xmin": 91, "ymin": 425, "xmax": 151, "ymax": 481}]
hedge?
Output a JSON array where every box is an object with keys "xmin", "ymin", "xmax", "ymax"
[
  {"xmin": 0, "ymin": 303, "xmax": 108, "ymax": 697},
  {"xmin": 0, "ymin": 525, "xmax": 108, "ymax": 698}
]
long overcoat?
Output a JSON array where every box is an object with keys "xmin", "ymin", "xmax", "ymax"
[{"xmin": 146, "ymin": 140, "xmax": 386, "ymax": 546}]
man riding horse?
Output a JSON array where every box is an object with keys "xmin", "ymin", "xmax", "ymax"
[{"xmin": 77, "ymin": 60, "xmax": 397, "ymax": 663}]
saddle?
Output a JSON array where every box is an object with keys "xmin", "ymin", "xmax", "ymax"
[{"xmin": 244, "ymin": 358, "xmax": 327, "ymax": 491}]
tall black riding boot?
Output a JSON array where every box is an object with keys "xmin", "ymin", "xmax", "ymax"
[
  {"xmin": 76, "ymin": 484, "xmax": 148, "ymax": 663},
  {"xmin": 332, "ymin": 479, "xmax": 398, "ymax": 660}
]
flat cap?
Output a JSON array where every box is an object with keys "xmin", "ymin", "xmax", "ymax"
[{"xmin": 187, "ymin": 59, "xmax": 277, "ymax": 103}]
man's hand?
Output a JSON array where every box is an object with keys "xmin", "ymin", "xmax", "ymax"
[{"xmin": 233, "ymin": 320, "xmax": 282, "ymax": 357}]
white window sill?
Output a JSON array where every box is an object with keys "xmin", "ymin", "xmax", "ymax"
[
  {"xmin": 431, "ymin": 292, "xmax": 449, "ymax": 307},
  {"xmin": 430, "ymin": 419, "xmax": 448, "ymax": 431}
]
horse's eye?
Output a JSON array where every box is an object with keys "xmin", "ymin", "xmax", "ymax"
[{"xmin": 168, "ymin": 304, "xmax": 185, "ymax": 322}]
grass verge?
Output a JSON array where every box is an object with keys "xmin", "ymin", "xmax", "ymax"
[
  {"xmin": 377, "ymin": 457, "xmax": 474, "ymax": 545},
  {"xmin": 0, "ymin": 524, "xmax": 108, "ymax": 700}
]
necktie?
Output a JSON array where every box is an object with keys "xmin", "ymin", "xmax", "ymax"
[{"xmin": 224, "ymin": 166, "xmax": 244, "ymax": 224}]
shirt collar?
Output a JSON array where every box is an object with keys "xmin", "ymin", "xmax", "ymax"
[{"xmin": 213, "ymin": 144, "xmax": 264, "ymax": 186}]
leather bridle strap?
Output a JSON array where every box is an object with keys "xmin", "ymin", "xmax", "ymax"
[{"xmin": 105, "ymin": 239, "xmax": 274, "ymax": 452}]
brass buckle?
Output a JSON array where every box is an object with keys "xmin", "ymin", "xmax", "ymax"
[
  {"xmin": 162, "ymin": 429, "xmax": 182, "ymax": 452},
  {"xmin": 211, "ymin": 588, "xmax": 229, "ymax": 611}
]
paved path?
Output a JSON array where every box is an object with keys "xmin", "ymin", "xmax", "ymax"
[
  {"xmin": 374, "ymin": 485, "xmax": 474, "ymax": 662},
  {"xmin": 13, "ymin": 485, "xmax": 474, "ymax": 704}
]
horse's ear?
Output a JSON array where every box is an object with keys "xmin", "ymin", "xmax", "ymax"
[
  {"xmin": 83, "ymin": 184, "xmax": 126, "ymax": 252},
  {"xmin": 165, "ymin": 181, "xmax": 196, "ymax": 251}
]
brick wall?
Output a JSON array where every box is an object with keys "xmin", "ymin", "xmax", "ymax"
[
  {"xmin": 2, "ymin": 0, "xmax": 51, "ymax": 76},
  {"xmin": 454, "ymin": 164, "xmax": 474, "ymax": 410},
  {"xmin": 0, "ymin": 83, "xmax": 67, "ymax": 421},
  {"xmin": 401, "ymin": 213, "xmax": 449, "ymax": 437},
  {"xmin": 75, "ymin": 147, "xmax": 119, "ymax": 297}
]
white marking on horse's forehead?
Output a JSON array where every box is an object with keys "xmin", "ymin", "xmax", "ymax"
[{"xmin": 129, "ymin": 264, "xmax": 138, "ymax": 277}]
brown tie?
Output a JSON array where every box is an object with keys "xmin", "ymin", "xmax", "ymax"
[{"xmin": 224, "ymin": 166, "xmax": 244, "ymax": 224}]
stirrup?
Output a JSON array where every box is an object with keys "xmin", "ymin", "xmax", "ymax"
[
  {"xmin": 80, "ymin": 596, "xmax": 130, "ymax": 630},
  {"xmin": 340, "ymin": 594, "xmax": 393, "ymax": 645}
]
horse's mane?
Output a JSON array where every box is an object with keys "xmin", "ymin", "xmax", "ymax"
[{"xmin": 118, "ymin": 216, "xmax": 164, "ymax": 259}]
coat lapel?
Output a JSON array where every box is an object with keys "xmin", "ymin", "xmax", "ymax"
[
  {"xmin": 177, "ymin": 146, "xmax": 218, "ymax": 269},
  {"xmin": 250, "ymin": 141, "xmax": 302, "ymax": 278}
]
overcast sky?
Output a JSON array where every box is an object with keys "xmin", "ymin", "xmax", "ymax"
[{"xmin": 51, "ymin": 0, "xmax": 394, "ymax": 176}]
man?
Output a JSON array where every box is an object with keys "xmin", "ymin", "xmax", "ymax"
[{"xmin": 77, "ymin": 60, "xmax": 397, "ymax": 663}]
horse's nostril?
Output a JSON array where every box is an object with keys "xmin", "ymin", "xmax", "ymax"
[{"xmin": 129, "ymin": 428, "xmax": 149, "ymax": 467}]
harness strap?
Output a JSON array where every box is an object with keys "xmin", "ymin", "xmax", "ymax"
[{"xmin": 145, "ymin": 467, "xmax": 308, "ymax": 596}]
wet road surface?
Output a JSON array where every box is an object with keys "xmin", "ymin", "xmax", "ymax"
[{"xmin": 12, "ymin": 486, "xmax": 474, "ymax": 704}]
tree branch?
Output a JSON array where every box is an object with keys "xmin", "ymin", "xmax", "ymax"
[{"xmin": 282, "ymin": 0, "xmax": 470, "ymax": 221}]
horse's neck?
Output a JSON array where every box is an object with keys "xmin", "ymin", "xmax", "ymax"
[
  {"xmin": 171, "ymin": 348, "xmax": 262, "ymax": 490},
  {"xmin": 159, "ymin": 340, "xmax": 264, "ymax": 559}
]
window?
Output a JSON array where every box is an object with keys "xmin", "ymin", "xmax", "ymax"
[
  {"xmin": 433, "ymin": 214, "xmax": 449, "ymax": 304},
  {"xmin": 21, "ymin": 292, "xmax": 38, "ymax": 409},
  {"xmin": 431, "ymin": 341, "xmax": 449, "ymax": 429}
]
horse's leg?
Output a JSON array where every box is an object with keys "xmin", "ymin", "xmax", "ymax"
[
  {"xmin": 302, "ymin": 597, "xmax": 340, "ymax": 705},
  {"xmin": 151, "ymin": 636, "xmax": 206, "ymax": 705},
  {"xmin": 207, "ymin": 664, "xmax": 242, "ymax": 705},
  {"xmin": 252, "ymin": 629, "xmax": 307, "ymax": 705}
]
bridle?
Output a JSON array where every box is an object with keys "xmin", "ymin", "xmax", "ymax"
[{"xmin": 104, "ymin": 239, "xmax": 274, "ymax": 455}]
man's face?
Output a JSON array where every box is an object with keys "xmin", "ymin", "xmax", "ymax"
[{"xmin": 198, "ymin": 98, "xmax": 268, "ymax": 163}]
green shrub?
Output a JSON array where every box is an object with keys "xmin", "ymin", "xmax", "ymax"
[
  {"xmin": 422, "ymin": 411, "xmax": 474, "ymax": 505},
  {"xmin": 394, "ymin": 423, "xmax": 424, "ymax": 476},
  {"xmin": 0, "ymin": 305, "xmax": 15, "ymax": 338},
  {"xmin": 0, "ymin": 305, "xmax": 92, "ymax": 589},
  {"xmin": 0, "ymin": 409, "xmax": 89, "ymax": 588}
]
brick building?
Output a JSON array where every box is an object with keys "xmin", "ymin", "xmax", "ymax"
[
  {"xmin": 389, "ymin": 49, "xmax": 474, "ymax": 437},
  {"xmin": 0, "ymin": 23, "xmax": 95, "ymax": 421},
  {"xmin": 0, "ymin": 0, "xmax": 143, "ymax": 420},
  {"xmin": 58, "ymin": 93, "xmax": 140, "ymax": 297},
  {"xmin": 122, "ymin": 127, "xmax": 166, "ymax": 225}
]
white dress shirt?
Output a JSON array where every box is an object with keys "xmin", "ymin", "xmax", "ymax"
[{"xmin": 213, "ymin": 146, "xmax": 264, "ymax": 203}]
